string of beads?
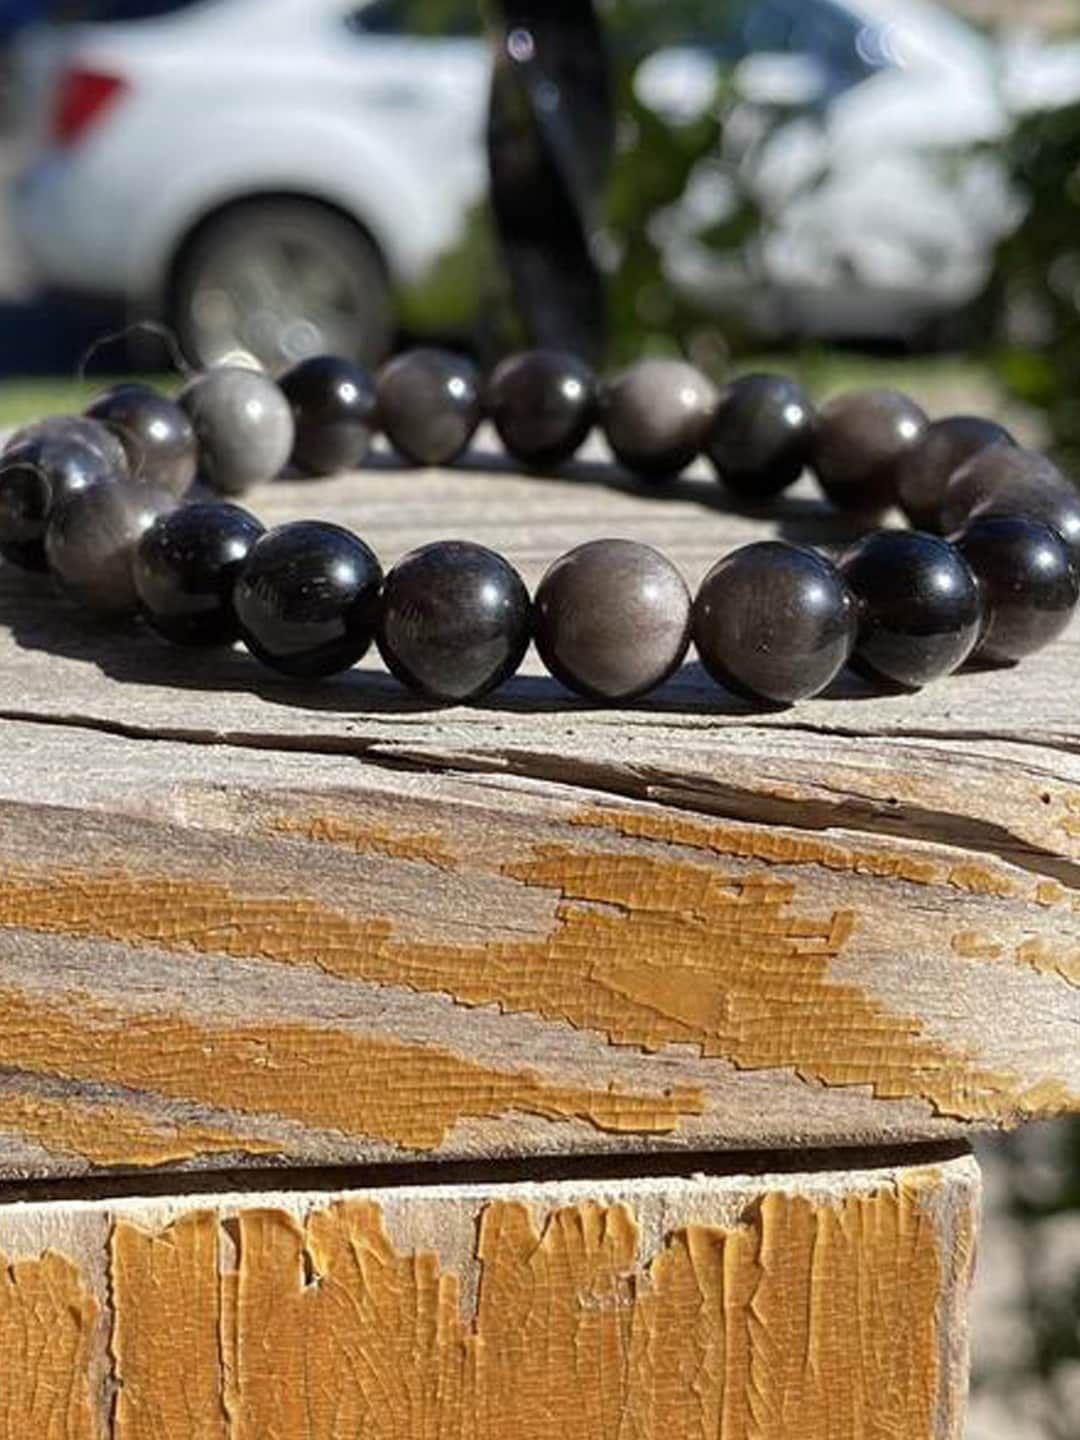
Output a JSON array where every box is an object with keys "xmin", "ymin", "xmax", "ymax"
[{"xmin": 0, "ymin": 348, "xmax": 1076, "ymax": 706}]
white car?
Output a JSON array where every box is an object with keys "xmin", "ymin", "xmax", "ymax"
[
  {"xmin": 8, "ymin": 0, "xmax": 1080, "ymax": 368},
  {"xmin": 639, "ymin": 0, "xmax": 1080, "ymax": 344},
  {"xmin": 11, "ymin": 0, "xmax": 492, "ymax": 367}
]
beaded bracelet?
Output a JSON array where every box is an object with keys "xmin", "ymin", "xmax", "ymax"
[{"xmin": 0, "ymin": 348, "xmax": 1077, "ymax": 709}]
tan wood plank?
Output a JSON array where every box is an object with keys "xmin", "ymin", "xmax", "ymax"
[
  {"xmin": 0, "ymin": 437, "xmax": 1076, "ymax": 1174},
  {"xmin": 0, "ymin": 1152, "xmax": 979, "ymax": 1440}
]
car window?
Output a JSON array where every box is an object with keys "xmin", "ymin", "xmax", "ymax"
[
  {"xmin": 735, "ymin": 0, "xmax": 879, "ymax": 95},
  {"xmin": 346, "ymin": 0, "xmax": 483, "ymax": 39},
  {"xmin": 605, "ymin": 0, "xmax": 878, "ymax": 92}
]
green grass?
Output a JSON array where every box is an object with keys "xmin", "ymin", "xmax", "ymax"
[{"xmin": 0, "ymin": 375, "xmax": 171, "ymax": 428}]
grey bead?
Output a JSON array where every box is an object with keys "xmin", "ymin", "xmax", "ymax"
[
  {"xmin": 46, "ymin": 478, "xmax": 178, "ymax": 615},
  {"xmin": 375, "ymin": 348, "xmax": 481, "ymax": 466},
  {"xmin": 599, "ymin": 359, "xmax": 718, "ymax": 479},
  {"xmin": 812, "ymin": 389, "xmax": 928, "ymax": 513},
  {"xmin": 894, "ymin": 415, "xmax": 1013, "ymax": 532},
  {"xmin": 179, "ymin": 366, "xmax": 295, "ymax": 495},
  {"xmin": 941, "ymin": 446, "xmax": 1080, "ymax": 564},
  {"xmin": 533, "ymin": 538, "xmax": 691, "ymax": 700}
]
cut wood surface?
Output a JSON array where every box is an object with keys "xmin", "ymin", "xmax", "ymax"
[
  {"xmin": 0, "ymin": 1153, "xmax": 979, "ymax": 1440},
  {"xmin": 0, "ymin": 433, "xmax": 1078, "ymax": 1177}
]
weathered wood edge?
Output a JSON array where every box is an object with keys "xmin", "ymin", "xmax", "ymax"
[{"xmin": 0, "ymin": 1150, "xmax": 980, "ymax": 1440}]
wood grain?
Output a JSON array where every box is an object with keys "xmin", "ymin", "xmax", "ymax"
[
  {"xmin": 0, "ymin": 1154, "xmax": 979, "ymax": 1440},
  {"xmin": 0, "ymin": 437, "xmax": 1077, "ymax": 1174}
]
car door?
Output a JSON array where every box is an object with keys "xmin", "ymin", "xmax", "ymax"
[{"xmin": 337, "ymin": 0, "xmax": 491, "ymax": 198}]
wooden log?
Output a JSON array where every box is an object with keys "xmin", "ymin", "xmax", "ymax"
[
  {"xmin": 0, "ymin": 1151, "xmax": 979, "ymax": 1440},
  {"xmin": 0, "ymin": 444, "xmax": 1076, "ymax": 1177}
]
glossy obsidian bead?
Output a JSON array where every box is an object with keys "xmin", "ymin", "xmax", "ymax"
[
  {"xmin": 377, "ymin": 541, "xmax": 530, "ymax": 701},
  {"xmin": 0, "ymin": 433, "xmax": 117, "ymax": 553},
  {"xmin": 953, "ymin": 515, "xmax": 1078, "ymax": 664},
  {"xmin": 599, "ymin": 359, "xmax": 718, "ymax": 480},
  {"xmin": 376, "ymin": 348, "xmax": 482, "ymax": 466},
  {"xmin": 85, "ymin": 386, "xmax": 198, "ymax": 496},
  {"xmin": 838, "ymin": 530, "xmax": 981, "ymax": 689},
  {"xmin": 940, "ymin": 447, "xmax": 1080, "ymax": 565},
  {"xmin": 179, "ymin": 367, "xmax": 294, "ymax": 495},
  {"xmin": 45, "ymin": 479, "xmax": 178, "ymax": 616},
  {"xmin": 533, "ymin": 538, "xmax": 691, "ymax": 701},
  {"xmin": 234, "ymin": 520, "xmax": 382, "ymax": 677},
  {"xmin": 705, "ymin": 374, "xmax": 816, "ymax": 502},
  {"xmin": 134, "ymin": 502, "xmax": 266, "ymax": 646},
  {"xmin": 278, "ymin": 355, "xmax": 377, "ymax": 476},
  {"xmin": 812, "ymin": 389, "xmax": 928, "ymax": 513},
  {"xmin": 894, "ymin": 415, "xmax": 1013, "ymax": 532},
  {"xmin": 486, "ymin": 349, "xmax": 596, "ymax": 468},
  {"xmin": 693, "ymin": 542, "xmax": 857, "ymax": 704},
  {"xmin": 5, "ymin": 414, "xmax": 130, "ymax": 477}
]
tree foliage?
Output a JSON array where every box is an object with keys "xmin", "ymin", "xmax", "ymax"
[{"xmin": 995, "ymin": 100, "xmax": 1080, "ymax": 467}]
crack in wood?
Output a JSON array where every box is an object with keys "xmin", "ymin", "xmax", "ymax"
[{"xmin": 2, "ymin": 708, "xmax": 1079, "ymax": 896}]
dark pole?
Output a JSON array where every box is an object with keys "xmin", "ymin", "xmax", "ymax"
[{"xmin": 486, "ymin": 0, "xmax": 614, "ymax": 365}]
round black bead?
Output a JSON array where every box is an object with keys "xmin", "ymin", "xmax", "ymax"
[
  {"xmin": 5, "ymin": 414, "xmax": 130, "ymax": 477},
  {"xmin": 45, "ymin": 478, "xmax": 178, "ymax": 616},
  {"xmin": 894, "ymin": 415, "xmax": 1013, "ymax": 532},
  {"xmin": 376, "ymin": 348, "xmax": 482, "ymax": 466},
  {"xmin": 278, "ymin": 355, "xmax": 377, "ymax": 476},
  {"xmin": 179, "ymin": 367, "xmax": 294, "ymax": 495},
  {"xmin": 693, "ymin": 542, "xmax": 857, "ymax": 704},
  {"xmin": 940, "ymin": 447, "xmax": 1080, "ymax": 564},
  {"xmin": 838, "ymin": 530, "xmax": 981, "ymax": 689},
  {"xmin": 813, "ymin": 389, "xmax": 928, "ymax": 512},
  {"xmin": 533, "ymin": 538, "xmax": 691, "ymax": 701},
  {"xmin": 377, "ymin": 541, "xmax": 530, "ymax": 701},
  {"xmin": 953, "ymin": 514, "xmax": 1078, "ymax": 664},
  {"xmin": 486, "ymin": 349, "xmax": 596, "ymax": 468},
  {"xmin": 706, "ymin": 374, "xmax": 816, "ymax": 502},
  {"xmin": 234, "ymin": 520, "xmax": 382, "ymax": 676},
  {"xmin": 134, "ymin": 502, "xmax": 266, "ymax": 647},
  {"xmin": 599, "ymin": 359, "xmax": 717, "ymax": 480},
  {"xmin": 0, "ymin": 432, "xmax": 116, "ymax": 549},
  {"xmin": 85, "ymin": 386, "xmax": 198, "ymax": 496}
]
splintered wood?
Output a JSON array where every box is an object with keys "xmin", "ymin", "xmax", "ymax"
[{"xmin": 0, "ymin": 1159, "xmax": 978, "ymax": 1440}]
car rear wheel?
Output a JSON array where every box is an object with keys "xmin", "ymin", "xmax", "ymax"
[{"xmin": 172, "ymin": 199, "xmax": 395, "ymax": 373}]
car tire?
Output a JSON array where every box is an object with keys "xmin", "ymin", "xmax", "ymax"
[{"xmin": 171, "ymin": 199, "xmax": 395, "ymax": 373}]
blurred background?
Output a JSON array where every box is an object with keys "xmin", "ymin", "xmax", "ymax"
[{"xmin": 0, "ymin": 2, "xmax": 1078, "ymax": 1434}]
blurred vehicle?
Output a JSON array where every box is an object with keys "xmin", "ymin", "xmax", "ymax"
[
  {"xmin": 8, "ymin": 0, "xmax": 1080, "ymax": 367},
  {"xmin": 10, "ymin": 0, "xmax": 490, "ymax": 367},
  {"xmin": 1, "ymin": 0, "xmax": 49, "ymax": 123},
  {"xmin": 639, "ymin": 0, "xmax": 1080, "ymax": 344},
  {"xmin": 1, "ymin": 2, "xmax": 49, "ymax": 48}
]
